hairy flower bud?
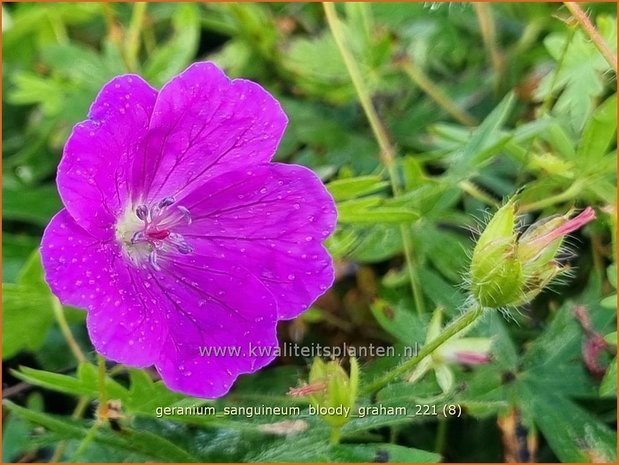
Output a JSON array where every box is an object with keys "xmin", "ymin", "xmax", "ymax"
[
  {"xmin": 308, "ymin": 357, "xmax": 359, "ymax": 428},
  {"xmin": 470, "ymin": 201, "xmax": 596, "ymax": 309},
  {"xmin": 470, "ymin": 199, "xmax": 525, "ymax": 308}
]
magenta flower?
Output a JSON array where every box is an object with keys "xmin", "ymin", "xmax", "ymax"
[{"xmin": 40, "ymin": 62, "xmax": 336, "ymax": 398}]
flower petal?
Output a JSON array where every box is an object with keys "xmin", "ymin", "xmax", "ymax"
[
  {"xmin": 176, "ymin": 163, "xmax": 337, "ymax": 319},
  {"xmin": 133, "ymin": 62, "xmax": 287, "ymax": 204},
  {"xmin": 41, "ymin": 210, "xmax": 166, "ymax": 367},
  {"xmin": 58, "ymin": 75, "xmax": 157, "ymax": 238},
  {"xmin": 151, "ymin": 254, "xmax": 279, "ymax": 398}
]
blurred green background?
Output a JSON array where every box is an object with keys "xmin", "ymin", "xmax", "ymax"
[{"xmin": 2, "ymin": 2, "xmax": 617, "ymax": 463}]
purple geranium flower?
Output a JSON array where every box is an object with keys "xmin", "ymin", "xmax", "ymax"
[{"xmin": 40, "ymin": 62, "xmax": 336, "ymax": 398}]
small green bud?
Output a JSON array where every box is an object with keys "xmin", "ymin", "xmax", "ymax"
[
  {"xmin": 470, "ymin": 200, "xmax": 525, "ymax": 307},
  {"xmin": 308, "ymin": 357, "xmax": 359, "ymax": 428}
]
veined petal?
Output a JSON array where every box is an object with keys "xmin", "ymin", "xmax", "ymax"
[
  {"xmin": 133, "ymin": 62, "xmax": 287, "ymax": 204},
  {"xmin": 40, "ymin": 210, "xmax": 166, "ymax": 367},
  {"xmin": 58, "ymin": 75, "xmax": 157, "ymax": 239},
  {"xmin": 151, "ymin": 254, "xmax": 279, "ymax": 398},
  {"xmin": 175, "ymin": 163, "xmax": 337, "ymax": 319}
]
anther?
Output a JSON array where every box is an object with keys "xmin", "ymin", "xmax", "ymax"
[
  {"xmin": 136, "ymin": 205, "xmax": 148, "ymax": 221},
  {"xmin": 158, "ymin": 197, "xmax": 175, "ymax": 208}
]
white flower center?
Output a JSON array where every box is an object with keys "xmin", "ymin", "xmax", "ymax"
[{"xmin": 116, "ymin": 197, "xmax": 192, "ymax": 270}]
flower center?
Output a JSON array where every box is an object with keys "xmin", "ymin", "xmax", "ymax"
[{"xmin": 116, "ymin": 197, "xmax": 192, "ymax": 270}]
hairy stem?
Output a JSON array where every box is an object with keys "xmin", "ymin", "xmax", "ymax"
[
  {"xmin": 459, "ymin": 180, "xmax": 500, "ymax": 207},
  {"xmin": 330, "ymin": 426, "xmax": 342, "ymax": 445},
  {"xmin": 51, "ymin": 296, "xmax": 86, "ymax": 364},
  {"xmin": 323, "ymin": 2, "xmax": 425, "ymax": 314},
  {"xmin": 97, "ymin": 355, "xmax": 109, "ymax": 421},
  {"xmin": 474, "ymin": 3, "xmax": 503, "ymax": 84},
  {"xmin": 362, "ymin": 304, "xmax": 485, "ymax": 394},
  {"xmin": 564, "ymin": 2, "xmax": 617, "ymax": 73},
  {"xmin": 71, "ymin": 357, "xmax": 109, "ymax": 460},
  {"xmin": 519, "ymin": 179, "xmax": 584, "ymax": 213},
  {"xmin": 125, "ymin": 2, "xmax": 147, "ymax": 72},
  {"xmin": 397, "ymin": 58, "xmax": 477, "ymax": 127},
  {"xmin": 70, "ymin": 422, "xmax": 100, "ymax": 462}
]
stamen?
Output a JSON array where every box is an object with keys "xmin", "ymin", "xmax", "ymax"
[
  {"xmin": 169, "ymin": 232, "xmax": 193, "ymax": 254},
  {"xmin": 149, "ymin": 249, "xmax": 161, "ymax": 271},
  {"xmin": 136, "ymin": 205, "xmax": 149, "ymax": 221},
  {"xmin": 158, "ymin": 196, "xmax": 175, "ymax": 208},
  {"xmin": 177, "ymin": 206, "xmax": 192, "ymax": 225},
  {"xmin": 122, "ymin": 197, "xmax": 193, "ymax": 270},
  {"xmin": 131, "ymin": 231, "xmax": 145, "ymax": 244}
]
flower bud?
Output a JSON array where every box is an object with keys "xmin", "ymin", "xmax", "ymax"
[
  {"xmin": 407, "ymin": 308, "xmax": 492, "ymax": 392},
  {"xmin": 470, "ymin": 199, "xmax": 525, "ymax": 308},
  {"xmin": 470, "ymin": 201, "xmax": 596, "ymax": 309},
  {"xmin": 307, "ymin": 357, "xmax": 359, "ymax": 428}
]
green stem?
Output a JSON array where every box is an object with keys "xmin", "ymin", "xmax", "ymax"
[
  {"xmin": 51, "ymin": 296, "xmax": 86, "ymax": 364},
  {"xmin": 459, "ymin": 180, "xmax": 499, "ymax": 207},
  {"xmin": 398, "ymin": 58, "xmax": 477, "ymax": 127},
  {"xmin": 70, "ymin": 422, "xmax": 100, "ymax": 462},
  {"xmin": 97, "ymin": 355, "xmax": 109, "ymax": 421},
  {"xmin": 71, "ymin": 357, "xmax": 109, "ymax": 460},
  {"xmin": 323, "ymin": 2, "xmax": 425, "ymax": 315},
  {"xmin": 125, "ymin": 2, "xmax": 147, "ymax": 72},
  {"xmin": 519, "ymin": 179, "xmax": 584, "ymax": 213},
  {"xmin": 329, "ymin": 426, "xmax": 342, "ymax": 445},
  {"xmin": 564, "ymin": 2, "xmax": 617, "ymax": 73},
  {"xmin": 48, "ymin": 12, "xmax": 68, "ymax": 45},
  {"xmin": 473, "ymin": 3, "xmax": 503, "ymax": 86},
  {"xmin": 362, "ymin": 305, "xmax": 485, "ymax": 394},
  {"xmin": 434, "ymin": 417, "xmax": 448, "ymax": 454}
]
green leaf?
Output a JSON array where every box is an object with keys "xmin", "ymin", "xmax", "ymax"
[
  {"xmin": 332, "ymin": 443, "xmax": 441, "ymax": 463},
  {"xmin": 519, "ymin": 384, "xmax": 617, "ymax": 463},
  {"xmin": 341, "ymin": 224, "xmax": 403, "ymax": 263},
  {"xmin": 40, "ymin": 43, "xmax": 124, "ymax": 85},
  {"xmin": 416, "ymin": 267, "xmax": 467, "ymax": 313},
  {"xmin": 281, "ymin": 32, "xmax": 354, "ymax": 103},
  {"xmin": 370, "ymin": 297, "xmax": 426, "ymax": 345},
  {"xmin": 577, "ymin": 93, "xmax": 617, "ymax": 163},
  {"xmin": 125, "ymin": 369, "xmax": 195, "ymax": 416},
  {"xmin": 600, "ymin": 294, "xmax": 617, "ymax": 309},
  {"xmin": 536, "ymin": 16, "xmax": 616, "ymax": 130},
  {"xmin": 2, "ymin": 233, "xmax": 40, "ymax": 283},
  {"xmin": 2, "ymin": 251, "xmax": 56, "ymax": 359},
  {"xmin": 3, "ymin": 400, "xmax": 200, "ymax": 462},
  {"xmin": 144, "ymin": 4, "xmax": 201, "ymax": 86},
  {"xmin": 448, "ymin": 92, "xmax": 515, "ymax": 177},
  {"xmin": 2, "ymin": 416, "xmax": 33, "ymax": 462},
  {"xmin": 327, "ymin": 176, "xmax": 389, "ymax": 201},
  {"xmin": 13, "ymin": 363, "xmax": 128, "ymax": 401},
  {"xmin": 338, "ymin": 199, "xmax": 419, "ymax": 224},
  {"xmin": 2, "ymin": 184, "xmax": 61, "ymax": 226},
  {"xmin": 522, "ymin": 299, "xmax": 614, "ymax": 398},
  {"xmin": 8, "ymin": 72, "xmax": 65, "ymax": 115},
  {"xmin": 600, "ymin": 357, "xmax": 617, "ymax": 397}
]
